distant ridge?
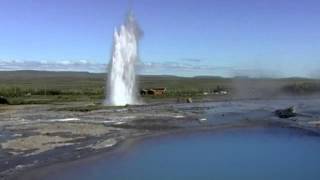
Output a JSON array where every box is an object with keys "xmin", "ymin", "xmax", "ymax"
[{"xmin": 0, "ymin": 70, "xmax": 317, "ymax": 80}]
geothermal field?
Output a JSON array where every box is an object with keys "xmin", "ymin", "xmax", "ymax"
[
  {"xmin": 1, "ymin": 1, "xmax": 320, "ymax": 180},
  {"xmin": 1, "ymin": 75, "xmax": 320, "ymax": 179}
]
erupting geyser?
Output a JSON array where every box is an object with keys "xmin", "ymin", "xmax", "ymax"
[{"xmin": 106, "ymin": 13, "xmax": 142, "ymax": 106}]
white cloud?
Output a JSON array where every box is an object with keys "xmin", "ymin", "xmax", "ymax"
[
  {"xmin": 0, "ymin": 60, "xmax": 106, "ymax": 72},
  {"xmin": 0, "ymin": 59, "xmax": 231, "ymax": 75},
  {"xmin": 137, "ymin": 61, "xmax": 234, "ymax": 76},
  {"xmin": 0, "ymin": 59, "xmax": 236, "ymax": 76},
  {"xmin": 179, "ymin": 58, "xmax": 204, "ymax": 63},
  {"xmin": 0, "ymin": 59, "xmax": 285, "ymax": 77}
]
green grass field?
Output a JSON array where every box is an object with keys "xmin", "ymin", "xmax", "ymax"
[{"xmin": 0, "ymin": 70, "xmax": 319, "ymax": 105}]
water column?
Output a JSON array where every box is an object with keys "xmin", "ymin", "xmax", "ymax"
[{"xmin": 106, "ymin": 13, "xmax": 142, "ymax": 106}]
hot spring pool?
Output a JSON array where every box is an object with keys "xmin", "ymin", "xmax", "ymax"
[{"xmin": 31, "ymin": 127, "xmax": 320, "ymax": 180}]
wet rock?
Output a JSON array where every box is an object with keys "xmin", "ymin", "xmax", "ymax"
[
  {"xmin": 275, "ymin": 106, "xmax": 297, "ymax": 118},
  {"xmin": 1, "ymin": 135, "xmax": 77, "ymax": 156},
  {"xmin": 186, "ymin": 98, "xmax": 193, "ymax": 103},
  {"xmin": 91, "ymin": 138, "xmax": 117, "ymax": 150},
  {"xmin": 0, "ymin": 96, "xmax": 9, "ymax": 104},
  {"xmin": 176, "ymin": 97, "xmax": 192, "ymax": 103}
]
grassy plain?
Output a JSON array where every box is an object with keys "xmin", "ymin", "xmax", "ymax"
[{"xmin": 0, "ymin": 70, "xmax": 319, "ymax": 105}]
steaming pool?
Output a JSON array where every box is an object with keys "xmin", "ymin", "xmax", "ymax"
[{"xmin": 27, "ymin": 127, "xmax": 320, "ymax": 180}]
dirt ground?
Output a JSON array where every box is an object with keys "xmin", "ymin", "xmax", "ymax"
[{"xmin": 1, "ymin": 98, "xmax": 320, "ymax": 179}]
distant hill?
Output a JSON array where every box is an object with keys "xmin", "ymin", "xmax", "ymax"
[
  {"xmin": 0, "ymin": 71, "xmax": 320, "ymax": 104},
  {"xmin": 0, "ymin": 70, "xmax": 318, "ymax": 91}
]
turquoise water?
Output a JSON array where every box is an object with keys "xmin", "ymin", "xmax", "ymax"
[{"xmin": 43, "ymin": 128, "xmax": 320, "ymax": 180}]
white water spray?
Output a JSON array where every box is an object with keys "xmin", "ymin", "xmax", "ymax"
[{"xmin": 106, "ymin": 13, "xmax": 142, "ymax": 106}]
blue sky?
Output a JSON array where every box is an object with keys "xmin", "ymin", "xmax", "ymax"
[{"xmin": 0, "ymin": 0, "xmax": 319, "ymax": 77}]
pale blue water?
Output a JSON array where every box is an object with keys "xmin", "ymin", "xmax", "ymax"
[{"xmin": 43, "ymin": 128, "xmax": 320, "ymax": 180}]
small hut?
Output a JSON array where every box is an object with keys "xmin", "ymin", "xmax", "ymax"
[
  {"xmin": 140, "ymin": 88, "xmax": 167, "ymax": 96},
  {"xmin": 148, "ymin": 88, "xmax": 166, "ymax": 96}
]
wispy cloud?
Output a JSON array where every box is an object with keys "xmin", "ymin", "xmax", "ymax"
[
  {"xmin": 0, "ymin": 60, "xmax": 106, "ymax": 72},
  {"xmin": 0, "ymin": 59, "xmax": 284, "ymax": 77},
  {"xmin": 230, "ymin": 68, "xmax": 283, "ymax": 78},
  {"xmin": 139, "ymin": 61, "xmax": 228, "ymax": 71},
  {"xmin": 179, "ymin": 58, "xmax": 204, "ymax": 63},
  {"xmin": 0, "ymin": 59, "xmax": 232, "ymax": 76},
  {"xmin": 138, "ymin": 61, "xmax": 233, "ymax": 76}
]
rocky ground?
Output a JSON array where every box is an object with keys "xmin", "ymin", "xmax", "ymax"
[{"xmin": 1, "ymin": 98, "xmax": 320, "ymax": 179}]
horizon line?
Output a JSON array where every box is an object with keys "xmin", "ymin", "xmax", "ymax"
[{"xmin": 0, "ymin": 70, "xmax": 318, "ymax": 80}]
